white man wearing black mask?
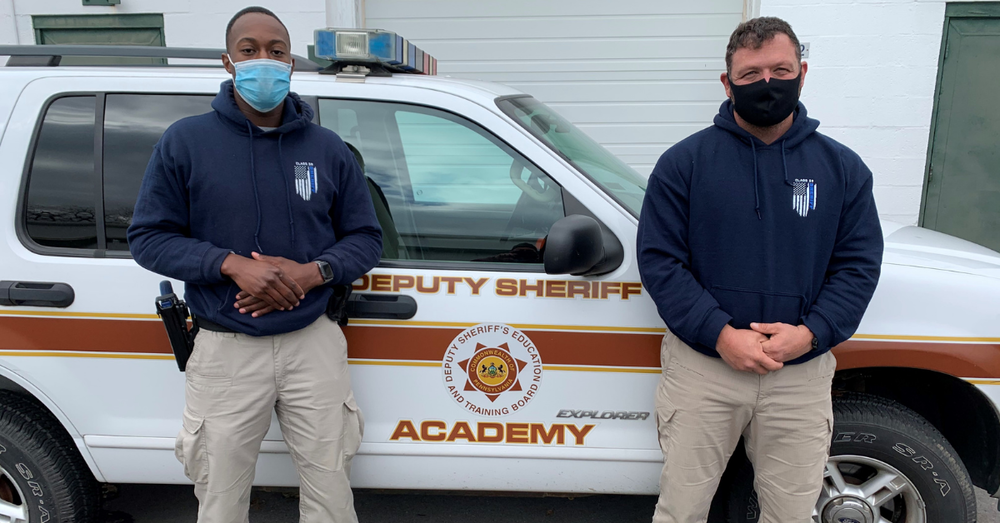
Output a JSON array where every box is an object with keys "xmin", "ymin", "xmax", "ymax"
[{"xmin": 637, "ymin": 17, "xmax": 883, "ymax": 523}]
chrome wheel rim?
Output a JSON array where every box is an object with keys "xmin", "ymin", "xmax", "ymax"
[
  {"xmin": 814, "ymin": 455, "xmax": 926, "ymax": 523},
  {"xmin": 0, "ymin": 463, "xmax": 28, "ymax": 523}
]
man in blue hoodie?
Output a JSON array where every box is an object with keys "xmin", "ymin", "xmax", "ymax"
[
  {"xmin": 637, "ymin": 17, "xmax": 883, "ymax": 523},
  {"xmin": 128, "ymin": 7, "xmax": 381, "ymax": 523}
]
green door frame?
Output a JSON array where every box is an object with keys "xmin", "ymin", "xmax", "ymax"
[
  {"xmin": 920, "ymin": 2, "xmax": 1000, "ymax": 226},
  {"xmin": 32, "ymin": 13, "xmax": 165, "ymax": 46}
]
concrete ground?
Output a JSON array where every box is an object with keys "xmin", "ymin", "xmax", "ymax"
[{"xmin": 97, "ymin": 484, "xmax": 999, "ymax": 522}]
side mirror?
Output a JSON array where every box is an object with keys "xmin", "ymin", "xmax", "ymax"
[{"xmin": 544, "ymin": 215, "xmax": 622, "ymax": 276}]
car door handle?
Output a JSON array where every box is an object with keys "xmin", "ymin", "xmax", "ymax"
[
  {"xmin": 0, "ymin": 281, "xmax": 75, "ymax": 308},
  {"xmin": 347, "ymin": 293, "xmax": 417, "ymax": 320}
]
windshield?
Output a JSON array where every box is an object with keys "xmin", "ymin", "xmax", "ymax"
[{"xmin": 497, "ymin": 96, "xmax": 646, "ymax": 217}]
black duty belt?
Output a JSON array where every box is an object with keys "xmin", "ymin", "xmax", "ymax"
[{"xmin": 196, "ymin": 317, "xmax": 236, "ymax": 333}]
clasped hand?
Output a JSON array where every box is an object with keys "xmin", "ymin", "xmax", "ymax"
[
  {"xmin": 715, "ymin": 322, "xmax": 814, "ymax": 375},
  {"xmin": 220, "ymin": 252, "xmax": 324, "ymax": 318}
]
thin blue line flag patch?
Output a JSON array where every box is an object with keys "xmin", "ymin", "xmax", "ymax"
[
  {"xmin": 793, "ymin": 178, "xmax": 817, "ymax": 218},
  {"xmin": 294, "ymin": 162, "xmax": 317, "ymax": 201}
]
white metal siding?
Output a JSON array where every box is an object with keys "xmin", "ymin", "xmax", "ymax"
[{"xmin": 366, "ymin": 0, "xmax": 744, "ymax": 175}]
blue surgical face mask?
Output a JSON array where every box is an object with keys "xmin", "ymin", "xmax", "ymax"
[{"xmin": 227, "ymin": 55, "xmax": 292, "ymax": 113}]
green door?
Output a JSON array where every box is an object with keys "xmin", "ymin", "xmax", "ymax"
[
  {"xmin": 922, "ymin": 4, "xmax": 1000, "ymax": 251},
  {"xmin": 32, "ymin": 14, "xmax": 165, "ymax": 66}
]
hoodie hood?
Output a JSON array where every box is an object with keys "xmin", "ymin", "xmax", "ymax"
[
  {"xmin": 210, "ymin": 80, "xmax": 315, "ymax": 252},
  {"xmin": 713, "ymin": 99, "xmax": 821, "ymax": 219},
  {"xmin": 714, "ymin": 99, "xmax": 819, "ymax": 149},
  {"xmin": 212, "ymin": 79, "xmax": 313, "ymax": 135}
]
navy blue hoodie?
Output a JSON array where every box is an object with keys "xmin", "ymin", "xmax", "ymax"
[
  {"xmin": 128, "ymin": 81, "xmax": 382, "ymax": 336},
  {"xmin": 637, "ymin": 100, "xmax": 883, "ymax": 364}
]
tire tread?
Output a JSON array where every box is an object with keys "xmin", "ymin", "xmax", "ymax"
[
  {"xmin": 833, "ymin": 391, "xmax": 977, "ymax": 522},
  {"xmin": 0, "ymin": 391, "xmax": 99, "ymax": 523}
]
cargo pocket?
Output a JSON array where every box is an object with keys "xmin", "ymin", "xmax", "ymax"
[
  {"xmin": 175, "ymin": 412, "xmax": 209, "ymax": 484},
  {"xmin": 343, "ymin": 394, "xmax": 364, "ymax": 461},
  {"xmin": 710, "ymin": 285, "xmax": 805, "ymax": 329},
  {"xmin": 655, "ymin": 407, "xmax": 677, "ymax": 456},
  {"xmin": 337, "ymin": 393, "xmax": 364, "ymax": 484}
]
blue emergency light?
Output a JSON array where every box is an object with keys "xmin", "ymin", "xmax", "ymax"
[{"xmin": 314, "ymin": 28, "xmax": 437, "ymax": 75}]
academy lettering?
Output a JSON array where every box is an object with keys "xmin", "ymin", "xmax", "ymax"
[{"xmin": 389, "ymin": 420, "xmax": 596, "ymax": 445}]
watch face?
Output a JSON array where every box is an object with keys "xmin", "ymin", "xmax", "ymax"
[{"xmin": 317, "ymin": 261, "xmax": 334, "ymax": 282}]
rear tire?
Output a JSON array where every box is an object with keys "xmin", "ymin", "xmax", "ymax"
[
  {"xmin": 0, "ymin": 391, "xmax": 99, "ymax": 523},
  {"xmin": 711, "ymin": 392, "xmax": 976, "ymax": 523}
]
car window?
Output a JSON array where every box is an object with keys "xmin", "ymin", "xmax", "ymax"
[
  {"xmin": 497, "ymin": 96, "xmax": 646, "ymax": 218},
  {"xmin": 395, "ymin": 111, "xmax": 521, "ymax": 205},
  {"xmin": 22, "ymin": 93, "xmax": 214, "ymax": 255},
  {"xmin": 318, "ymin": 99, "xmax": 564, "ymax": 267},
  {"xmin": 103, "ymin": 94, "xmax": 213, "ymax": 251},
  {"xmin": 24, "ymin": 96, "xmax": 99, "ymax": 250}
]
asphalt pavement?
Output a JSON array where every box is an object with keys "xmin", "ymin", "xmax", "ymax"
[
  {"xmin": 97, "ymin": 484, "xmax": 999, "ymax": 522},
  {"xmin": 98, "ymin": 485, "xmax": 658, "ymax": 522}
]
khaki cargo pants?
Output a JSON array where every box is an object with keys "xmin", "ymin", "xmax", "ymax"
[
  {"xmin": 176, "ymin": 316, "xmax": 363, "ymax": 523},
  {"xmin": 652, "ymin": 333, "xmax": 835, "ymax": 523}
]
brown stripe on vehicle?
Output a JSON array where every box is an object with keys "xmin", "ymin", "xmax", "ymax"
[
  {"xmin": 343, "ymin": 325, "xmax": 663, "ymax": 367},
  {"xmin": 2, "ymin": 316, "xmax": 999, "ymax": 379},
  {"xmin": 832, "ymin": 339, "xmax": 1000, "ymax": 379},
  {"xmin": 0, "ymin": 316, "xmax": 172, "ymax": 354}
]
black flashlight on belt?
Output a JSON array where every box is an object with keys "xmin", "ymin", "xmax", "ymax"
[{"xmin": 155, "ymin": 281, "xmax": 198, "ymax": 372}]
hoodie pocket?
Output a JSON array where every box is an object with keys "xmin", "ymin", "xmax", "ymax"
[{"xmin": 710, "ymin": 285, "xmax": 805, "ymax": 329}]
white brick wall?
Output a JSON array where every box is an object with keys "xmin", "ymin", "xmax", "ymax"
[{"xmin": 756, "ymin": 0, "xmax": 992, "ymax": 225}]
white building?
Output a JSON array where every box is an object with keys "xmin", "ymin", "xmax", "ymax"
[{"xmin": 2, "ymin": 0, "xmax": 997, "ymax": 247}]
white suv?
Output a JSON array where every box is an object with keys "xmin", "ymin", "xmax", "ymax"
[{"xmin": 1, "ymin": 42, "xmax": 999, "ymax": 523}]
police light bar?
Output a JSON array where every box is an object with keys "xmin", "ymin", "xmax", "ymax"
[{"xmin": 314, "ymin": 28, "xmax": 438, "ymax": 75}]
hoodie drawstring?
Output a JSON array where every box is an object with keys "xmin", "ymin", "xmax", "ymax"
[
  {"xmin": 277, "ymin": 134, "xmax": 296, "ymax": 246},
  {"xmin": 246, "ymin": 123, "xmax": 298, "ymax": 252},
  {"xmin": 246, "ymin": 121, "xmax": 264, "ymax": 253},
  {"xmin": 750, "ymin": 139, "xmax": 795, "ymax": 220},
  {"xmin": 781, "ymin": 140, "xmax": 793, "ymax": 187},
  {"xmin": 751, "ymin": 140, "xmax": 761, "ymax": 220}
]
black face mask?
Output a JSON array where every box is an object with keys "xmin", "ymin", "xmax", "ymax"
[{"xmin": 729, "ymin": 73, "xmax": 801, "ymax": 127}]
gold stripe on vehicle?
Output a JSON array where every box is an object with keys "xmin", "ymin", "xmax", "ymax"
[
  {"xmin": 544, "ymin": 365, "xmax": 660, "ymax": 374},
  {"xmin": 0, "ymin": 351, "xmax": 174, "ymax": 360},
  {"xmin": 0, "ymin": 352, "xmax": 664, "ymax": 373},
  {"xmin": 349, "ymin": 319, "xmax": 665, "ymax": 334},
  {"xmin": 0, "ymin": 310, "xmax": 159, "ymax": 320},
  {"xmin": 851, "ymin": 334, "xmax": 1000, "ymax": 343},
  {"xmin": 1, "ymin": 311, "xmax": 996, "ymax": 343}
]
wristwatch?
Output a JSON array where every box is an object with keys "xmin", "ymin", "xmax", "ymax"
[
  {"xmin": 811, "ymin": 337, "xmax": 820, "ymax": 351},
  {"xmin": 314, "ymin": 260, "xmax": 334, "ymax": 284}
]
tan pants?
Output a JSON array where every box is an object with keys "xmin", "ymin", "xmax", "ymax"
[
  {"xmin": 175, "ymin": 316, "xmax": 363, "ymax": 523},
  {"xmin": 652, "ymin": 333, "xmax": 835, "ymax": 523}
]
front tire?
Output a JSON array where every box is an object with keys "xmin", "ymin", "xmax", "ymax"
[
  {"xmin": 0, "ymin": 391, "xmax": 99, "ymax": 523},
  {"xmin": 712, "ymin": 392, "xmax": 976, "ymax": 523}
]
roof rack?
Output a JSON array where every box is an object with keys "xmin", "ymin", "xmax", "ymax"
[{"xmin": 0, "ymin": 45, "xmax": 322, "ymax": 72}]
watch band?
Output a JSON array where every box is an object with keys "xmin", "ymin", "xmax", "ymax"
[{"xmin": 315, "ymin": 260, "xmax": 334, "ymax": 284}]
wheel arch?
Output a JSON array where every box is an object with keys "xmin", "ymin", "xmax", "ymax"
[
  {"xmin": 834, "ymin": 366, "xmax": 1000, "ymax": 496},
  {"xmin": 0, "ymin": 364, "xmax": 107, "ymax": 483}
]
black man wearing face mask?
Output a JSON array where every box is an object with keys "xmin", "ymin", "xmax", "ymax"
[
  {"xmin": 129, "ymin": 6, "xmax": 381, "ymax": 523},
  {"xmin": 636, "ymin": 17, "xmax": 884, "ymax": 523}
]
